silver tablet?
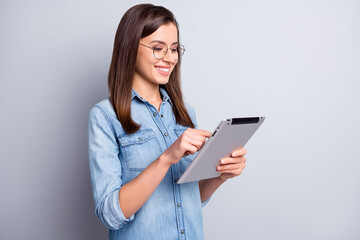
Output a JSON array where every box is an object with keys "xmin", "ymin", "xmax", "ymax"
[{"xmin": 177, "ymin": 117, "xmax": 265, "ymax": 184}]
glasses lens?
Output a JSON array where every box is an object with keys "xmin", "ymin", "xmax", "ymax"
[
  {"xmin": 153, "ymin": 43, "xmax": 167, "ymax": 59},
  {"xmin": 178, "ymin": 45, "xmax": 185, "ymax": 58}
]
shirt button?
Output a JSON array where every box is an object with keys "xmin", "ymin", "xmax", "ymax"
[
  {"xmin": 177, "ymin": 203, "xmax": 181, "ymax": 207},
  {"xmin": 138, "ymin": 137, "xmax": 142, "ymax": 141},
  {"xmin": 164, "ymin": 133, "xmax": 168, "ymax": 136},
  {"xmin": 181, "ymin": 230, "xmax": 185, "ymax": 234},
  {"xmin": 174, "ymin": 179, "xmax": 178, "ymax": 183},
  {"xmin": 161, "ymin": 114, "xmax": 164, "ymax": 118},
  {"xmin": 153, "ymin": 112, "xmax": 157, "ymax": 116}
]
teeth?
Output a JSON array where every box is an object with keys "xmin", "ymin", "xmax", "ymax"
[{"xmin": 156, "ymin": 67, "xmax": 170, "ymax": 72}]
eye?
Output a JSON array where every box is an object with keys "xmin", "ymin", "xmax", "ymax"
[
  {"xmin": 153, "ymin": 44, "xmax": 165, "ymax": 51},
  {"xmin": 170, "ymin": 47, "xmax": 178, "ymax": 53}
]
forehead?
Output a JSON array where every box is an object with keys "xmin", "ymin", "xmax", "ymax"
[{"xmin": 142, "ymin": 23, "xmax": 178, "ymax": 44}]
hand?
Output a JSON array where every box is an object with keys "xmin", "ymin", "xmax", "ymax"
[
  {"xmin": 217, "ymin": 148, "xmax": 247, "ymax": 181},
  {"xmin": 163, "ymin": 128, "xmax": 212, "ymax": 166}
]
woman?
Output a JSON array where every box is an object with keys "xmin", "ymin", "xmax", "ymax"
[{"xmin": 88, "ymin": 4, "xmax": 247, "ymax": 239}]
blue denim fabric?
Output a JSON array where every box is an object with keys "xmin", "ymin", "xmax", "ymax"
[{"xmin": 88, "ymin": 88, "xmax": 210, "ymax": 240}]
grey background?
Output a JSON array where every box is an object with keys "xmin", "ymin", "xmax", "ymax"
[{"xmin": 1, "ymin": 0, "xmax": 359, "ymax": 239}]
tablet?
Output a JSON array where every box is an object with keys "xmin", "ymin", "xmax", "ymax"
[{"xmin": 177, "ymin": 117, "xmax": 265, "ymax": 184}]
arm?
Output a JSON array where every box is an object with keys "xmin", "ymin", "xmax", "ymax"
[
  {"xmin": 198, "ymin": 177, "xmax": 226, "ymax": 202},
  {"xmin": 119, "ymin": 128, "xmax": 212, "ymax": 218},
  {"xmin": 118, "ymin": 151, "xmax": 171, "ymax": 219}
]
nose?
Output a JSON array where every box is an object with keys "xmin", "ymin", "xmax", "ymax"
[{"xmin": 162, "ymin": 49, "xmax": 178, "ymax": 64}]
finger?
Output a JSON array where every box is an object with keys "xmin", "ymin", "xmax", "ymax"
[
  {"xmin": 231, "ymin": 148, "xmax": 247, "ymax": 157},
  {"xmin": 217, "ymin": 163, "xmax": 244, "ymax": 171},
  {"xmin": 191, "ymin": 133, "xmax": 208, "ymax": 144},
  {"xmin": 216, "ymin": 163, "xmax": 245, "ymax": 173},
  {"xmin": 183, "ymin": 129, "xmax": 210, "ymax": 143},
  {"xmin": 182, "ymin": 132, "xmax": 205, "ymax": 144},
  {"xmin": 219, "ymin": 168, "xmax": 244, "ymax": 176},
  {"xmin": 183, "ymin": 142, "xmax": 198, "ymax": 155},
  {"xmin": 190, "ymin": 129, "xmax": 212, "ymax": 138},
  {"xmin": 220, "ymin": 156, "xmax": 246, "ymax": 165},
  {"xmin": 188, "ymin": 139, "xmax": 205, "ymax": 152},
  {"xmin": 179, "ymin": 138, "xmax": 198, "ymax": 152},
  {"xmin": 183, "ymin": 134, "xmax": 206, "ymax": 150},
  {"xmin": 183, "ymin": 132, "xmax": 208, "ymax": 150}
]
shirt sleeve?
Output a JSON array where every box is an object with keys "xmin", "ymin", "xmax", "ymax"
[
  {"xmin": 88, "ymin": 106, "xmax": 134, "ymax": 230},
  {"xmin": 201, "ymin": 197, "xmax": 211, "ymax": 207},
  {"xmin": 185, "ymin": 102, "xmax": 212, "ymax": 207}
]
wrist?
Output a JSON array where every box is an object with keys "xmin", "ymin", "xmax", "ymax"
[
  {"xmin": 218, "ymin": 175, "xmax": 228, "ymax": 183},
  {"xmin": 158, "ymin": 150, "xmax": 175, "ymax": 169}
]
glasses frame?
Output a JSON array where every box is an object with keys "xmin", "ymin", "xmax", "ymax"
[{"xmin": 139, "ymin": 42, "xmax": 185, "ymax": 60}]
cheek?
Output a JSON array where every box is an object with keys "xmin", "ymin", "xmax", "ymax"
[
  {"xmin": 170, "ymin": 63, "xmax": 178, "ymax": 74},
  {"xmin": 136, "ymin": 48, "xmax": 154, "ymax": 65},
  {"xmin": 136, "ymin": 55, "xmax": 154, "ymax": 73}
]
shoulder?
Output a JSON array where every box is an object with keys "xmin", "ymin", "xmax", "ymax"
[
  {"xmin": 89, "ymin": 98, "xmax": 117, "ymax": 121},
  {"xmin": 88, "ymin": 98, "xmax": 124, "ymax": 136},
  {"xmin": 90, "ymin": 98, "xmax": 114, "ymax": 115}
]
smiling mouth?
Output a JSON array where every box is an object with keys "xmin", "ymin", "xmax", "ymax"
[{"xmin": 155, "ymin": 66, "xmax": 170, "ymax": 75}]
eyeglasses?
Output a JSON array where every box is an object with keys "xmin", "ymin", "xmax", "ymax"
[{"xmin": 139, "ymin": 42, "xmax": 185, "ymax": 60}]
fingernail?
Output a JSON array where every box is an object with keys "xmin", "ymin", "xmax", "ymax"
[
  {"xmin": 217, "ymin": 166, "xmax": 222, "ymax": 170},
  {"xmin": 232, "ymin": 152, "xmax": 237, "ymax": 157},
  {"xmin": 220, "ymin": 160, "xmax": 225, "ymax": 164}
]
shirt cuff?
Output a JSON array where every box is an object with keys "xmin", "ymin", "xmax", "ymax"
[
  {"xmin": 99, "ymin": 189, "xmax": 135, "ymax": 230},
  {"xmin": 201, "ymin": 196, "xmax": 211, "ymax": 207}
]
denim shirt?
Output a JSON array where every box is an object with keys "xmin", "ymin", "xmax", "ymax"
[{"xmin": 88, "ymin": 88, "xmax": 209, "ymax": 240}]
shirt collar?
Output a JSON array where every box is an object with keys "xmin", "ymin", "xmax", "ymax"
[
  {"xmin": 131, "ymin": 89, "xmax": 141, "ymax": 100},
  {"xmin": 159, "ymin": 87, "xmax": 171, "ymax": 104},
  {"xmin": 132, "ymin": 87, "xmax": 172, "ymax": 105}
]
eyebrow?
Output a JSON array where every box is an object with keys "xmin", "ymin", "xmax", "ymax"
[{"xmin": 149, "ymin": 40, "xmax": 179, "ymax": 45}]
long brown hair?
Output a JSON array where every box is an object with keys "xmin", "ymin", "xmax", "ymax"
[{"xmin": 108, "ymin": 4, "xmax": 195, "ymax": 134}]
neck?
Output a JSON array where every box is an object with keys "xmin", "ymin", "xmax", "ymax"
[{"xmin": 133, "ymin": 77, "xmax": 162, "ymax": 110}]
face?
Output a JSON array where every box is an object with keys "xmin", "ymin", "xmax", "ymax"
[{"xmin": 134, "ymin": 23, "xmax": 179, "ymax": 87}]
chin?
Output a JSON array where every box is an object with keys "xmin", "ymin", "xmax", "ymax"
[{"xmin": 154, "ymin": 76, "xmax": 170, "ymax": 85}]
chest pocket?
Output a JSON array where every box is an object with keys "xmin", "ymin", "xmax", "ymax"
[
  {"xmin": 174, "ymin": 127, "xmax": 195, "ymax": 163},
  {"xmin": 118, "ymin": 129, "xmax": 162, "ymax": 171}
]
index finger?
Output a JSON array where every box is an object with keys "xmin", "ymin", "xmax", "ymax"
[{"xmin": 192, "ymin": 129, "xmax": 212, "ymax": 138}]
